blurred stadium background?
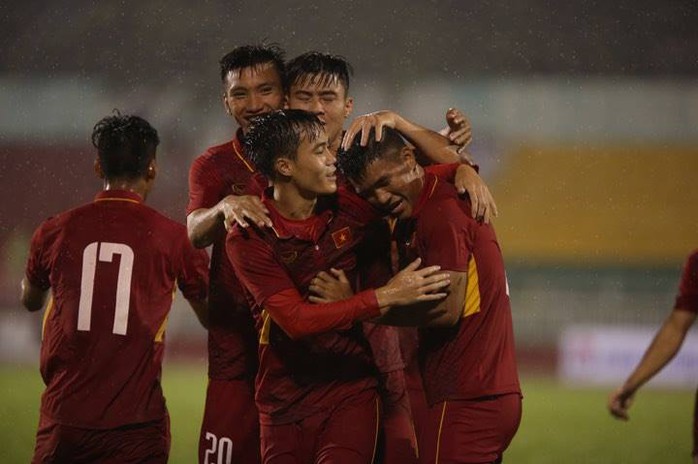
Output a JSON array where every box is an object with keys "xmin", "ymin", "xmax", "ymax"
[{"xmin": 1, "ymin": 0, "xmax": 697, "ymax": 462}]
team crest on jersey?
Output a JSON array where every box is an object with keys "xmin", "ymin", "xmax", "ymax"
[
  {"xmin": 331, "ymin": 226, "xmax": 352, "ymax": 249},
  {"xmin": 279, "ymin": 250, "xmax": 298, "ymax": 264},
  {"xmin": 230, "ymin": 183, "xmax": 246, "ymax": 195}
]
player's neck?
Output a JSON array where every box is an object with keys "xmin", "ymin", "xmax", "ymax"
[
  {"xmin": 271, "ymin": 183, "xmax": 317, "ymax": 220},
  {"xmin": 103, "ymin": 178, "xmax": 149, "ymax": 201}
]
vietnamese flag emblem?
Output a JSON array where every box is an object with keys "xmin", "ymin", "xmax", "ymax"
[{"xmin": 331, "ymin": 226, "xmax": 352, "ymax": 249}]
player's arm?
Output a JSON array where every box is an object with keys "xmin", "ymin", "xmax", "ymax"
[
  {"xmin": 375, "ymin": 270, "xmax": 467, "ymax": 327},
  {"xmin": 187, "ymin": 195, "xmax": 271, "ymax": 248},
  {"xmin": 608, "ymin": 309, "xmax": 696, "ymax": 421},
  {"xmin": 177, "ymin": 233, "xmax": 211, "ymax": 328},
  {"xmin": 20, "ymin": 277, "xmax": 48, "ymax": 312},
  {"xmin": 342, "ymin": 111, "xmax": 497, "ymax": 223},
  {"xmin": 187, "ymin": 156, "xmax": 271, "ymax": 248},
  {"xmin": 228, "ymin": 233, "xmax": 449, "ymax": 339},
  {"xmin": 342, "ymin": 110, "xmax": 460, "ymax": 164}
]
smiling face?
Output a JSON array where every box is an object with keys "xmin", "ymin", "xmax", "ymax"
[
  {"xmin": 350, "ymin": 148, "xmax": 424, "ymax": 219},
  {"xmin": 287, "ymin": 73, "xmax": 353, "ymax": 151},
  {"xmin": 280, "ymin": 129, "xmax": 337, "ymax": 197},
  {"xmin": 222, "ymin": 62, "xmax": 285, "ymax": 133}
]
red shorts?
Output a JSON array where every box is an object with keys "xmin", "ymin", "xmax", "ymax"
[
  {"xmin": 419, "ymin": 393, "xmax": 522, "ymax": 464},
  {"xmin": 32, "ymin": 414, "xmax": 170, "ymax": 464},
  {"xmin": 260, "ymin": 388, "xmax": 379, "ymax": 464},
  {"xmin": 379, "ymin": 369, "xmax": 418, "ymax": 464},
  {"xmin": 199, "ymin": 377, "xmax": 260, "ymax": 464}
]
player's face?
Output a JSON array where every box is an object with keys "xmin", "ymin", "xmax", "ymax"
[
  {"xmin": 287, "ymin": 130, "xmax": 337, "ymax": 196},
  {"xmin": 351, "ymin": 151, "xmax": 422, "ymax": 219},
  {"xmin": 223, "ymin": 62, "xmax": 285, "ymax": 133},
  {"xmin": 287, "ymin": 74, "xmax": 353, "ymax": 152}
]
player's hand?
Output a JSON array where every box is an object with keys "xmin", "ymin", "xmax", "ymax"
[
  {"xmin": 376, "ymin": 258, "xmax": 450, "ymax": 308},
  {"xmin": 454, "ymin": 164, "xmax": 498, "ymax": 223},
  {"xmin": 308, "ymin": 268, "xmax": 353, "ymax": 303},
  {"xmin": 443, "ymin": 107, "xmax": 473, "ymax": 151},
  {"xmin": 607, "ymin": 386, "xmax": 635, "ymax": 421},
  {"xmin": 342, "ymin": 111, "xmax": 399, "ymax": 150},
  {"xmin": 219, "ymin": 194, "xmax": 271, "ymax": 230}
]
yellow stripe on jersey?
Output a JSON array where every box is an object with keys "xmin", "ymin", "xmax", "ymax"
[
  {"xmin": 94, "ymin": 197, "xmax": 140, "ymax": 204},
  {"xmin": 259, "ymin": 310, "xmax": 271, "ymax": 344},
  {"xmin": 154, "ymin": 315, "xmax": 169, "ymax": 343},
  {"xmin": 463, "ymin": 255, "xmax": 481, "ymax": 318},
  {"xmin": 41, "ymin": 295, "xmax": 54, "ymax": 340}
]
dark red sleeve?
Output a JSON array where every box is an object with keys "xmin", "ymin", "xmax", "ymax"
[
  {"xmin": 25, "ymin": 221, "xmax": 52, "ymax": 290},
  {"xmin": 337, "ymin": 185, "xmax": 382, "ymax": 225},
  {"xmin": 425, "ymin": 162, "xmax": 479, "ymax": 182},
  {"xmin": 417, "ymin": 198, "xmax": 473, "ymax": 272},
  {"xmin": 675, "ymin": 251, "xmax": 698, "ymax": 313},
  {"xmin": 227, "ymin": 229, "xmax": 381, "ymax": 339},
  {"xmin": 176, "ymin": 231, "xmax": 210, "ymax": 302},
  {"xmin": 187, "ymin": 153, "xmax": 227, "ymax": 215}
]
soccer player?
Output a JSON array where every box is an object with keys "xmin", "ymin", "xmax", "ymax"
[
  {"xmin": 608, "ymin": 251, "xmax": 698, "ymax": 463},
  {"xmin": 338, "ymin": 127, "xmax": 522, "ymax": 464},
  {"xmin": 285, "ymin": 52, "xmax": 498, "ymax": 463},
  {"xmin": 20, "ymin": 113, "xmax": 209, "ymax": 464},
  {"xmin": 226, "ymin": 109, "xmax": 452, "ymax": 464},
  {"xmin": 187, "ymin": 44, "xmax": 285, "ymax": 464}
]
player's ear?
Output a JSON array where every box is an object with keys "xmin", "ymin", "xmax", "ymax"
[
  {"xmin": 94, "ymin": 159, "xmax": 105, "ymax": 179},
  {"xmin": 275, "ymin": 157, "xmax": 293, "ymax": 177},
  {"xmin": 146, "ymin": 159, "xmax": 157, "ymax": 181},
  {"xmin": 344, "ymin": 97, "xmax": 354, "ymax": 119},
  {"xmin": 401, "ymin": 146, "xmax": 417, "ymax": 170}
]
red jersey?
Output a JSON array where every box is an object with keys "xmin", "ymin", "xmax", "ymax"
[
  {"xmin": 675, "ymin": 250, "xmax": 698, "ymax": 313},
  {"xmin": 394, "ymin": 173, "xmax": 520, "ymax": 405},
  {"xmin": 25, "ymin": 190, "xmax": 209, "ymax": 429},
  {"xmin": 187, "ymin": 133, "xmax": 263, "ymax": 380},
  {"xmin": 226, "ymin": 189, "xmax": 383, "ymax": 425}
]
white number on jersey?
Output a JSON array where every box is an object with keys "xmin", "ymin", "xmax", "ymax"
[
  {"xmin": 77, "ymin": 242, "xmax": 134, "ymax": 335},
  {"xmin": 204, "ymin": 432, "xmax": 233, "ymax": 464}
]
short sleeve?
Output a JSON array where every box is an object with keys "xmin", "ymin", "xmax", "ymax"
[
  {"xmin": 25, "ymin": 222, "xmax": 51, "ymax": 290},
  {"xmin": 417, "ymin": 198, "xmax": 473, "ymax": 272},
  {"xmin": 187, "ymin": 153, "xmax": 227, "ymax": 215},
  {"xmin": 176, "ymin": 233, "xmax": 210, "ymax": 302},
  {"xmin": 675, "ymin": 251, "xmax": 698, "ymax": 313},
  {"xmin": 226, "ymin": 229, "xmax": 296, "ymax": 307}
]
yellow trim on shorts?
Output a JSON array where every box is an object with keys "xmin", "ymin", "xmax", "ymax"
[
  {"xmin": 435, "ymin": 401, "xmax": 448, "ymax": 464},
  {"xmin": 259, "ymin": 310, "xmax": 271, "ymax": 344},
  {"xmin": 371, "ymin": 396, "xmax": 380, "ymax": 464}
]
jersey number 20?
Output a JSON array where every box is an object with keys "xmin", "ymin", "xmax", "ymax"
[{"xmin": 77, "ymin": 242, "xmax": 134, "ymax": 335}]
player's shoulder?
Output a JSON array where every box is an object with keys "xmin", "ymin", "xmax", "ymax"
[
  {"xmin": 138, "ymin": 205, "xmax": 189, "ymax": 240},
  {"xmin": 686, "ymin": 250, "xmax": 698, "ymax": 272},
  {"xmin": 192, "ymin": 140, "xmax": 234, "ymax": 167}
]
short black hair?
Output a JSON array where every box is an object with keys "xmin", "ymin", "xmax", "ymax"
[
  {"xmin": 285, "ymin": 51, "xmax": 353, "ymax": 94},
  {"xmin": 244, "ymin": 109, "xmax": 324, "ymax": 180},
  {"xmin": 337, "ymin": 127, "xmax": 406, "ymax": 184},
  {"xmin": 219, "ymin": 44, "xmax": 285, "ymax": 82},
  {"xmin": 91, "ymin": 112, "xmax": 159, "ymax": 180}
]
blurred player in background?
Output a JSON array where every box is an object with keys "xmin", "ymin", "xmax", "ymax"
[
  {"xmin": 20, "ymin": 113, "xmax": 209, "ymax": 464},
  {"xmin": 227, "ymin": 109, "xmax": 451, "ymax": 464},
  {"xmin": 187, "ymin": 44, "xmax": 286, "ymax": 464},
  {"xmin": 609, "ymin": 250, "xmax": 698, "ymax": 463},
  {"xmin": 338, "ymin": 127, "xmax": 521, "ymax": 464}
]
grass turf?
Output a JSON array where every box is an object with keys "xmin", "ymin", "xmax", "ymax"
[{"xmin": 0, "ymin": 363, "xmax": 693, "ymax": 463}]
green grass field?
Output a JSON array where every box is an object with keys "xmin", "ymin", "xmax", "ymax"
[{"xmin": 1, "ymin": 363, "xmax": 693, "ymax": 463}]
